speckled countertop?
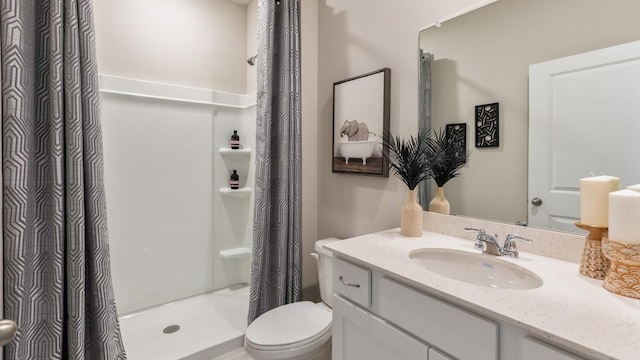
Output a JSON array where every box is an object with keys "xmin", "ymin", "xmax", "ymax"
[{"xmin": 325, "ymin": 229, "xmax": 640, "ymax": 360}]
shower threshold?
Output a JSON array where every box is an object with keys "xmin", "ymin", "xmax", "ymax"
[{"xmin": 119, "ymin": 284, "xmax": 249, "ymax": 360}]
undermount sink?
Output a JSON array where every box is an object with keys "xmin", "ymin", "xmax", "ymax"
[{"xmin": 409, "ymin": 248, "xmax": 543, "ymax": 290}]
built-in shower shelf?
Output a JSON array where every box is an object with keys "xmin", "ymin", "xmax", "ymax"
[
  {"xmin": 219, "ymin": 187, "xmax": 252, "ymax": 198},
  {"xmin": 219, "ymin": 247, "xmax": 252, "ymax": 259},
  {"xmin": 219, "ymin": 148, "xmax": 252, "ymax": 156}
]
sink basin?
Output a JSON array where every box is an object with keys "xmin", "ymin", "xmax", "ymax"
[{"xmin": 409, "ymin": 248, "xmax": 543, "ymax": 290}]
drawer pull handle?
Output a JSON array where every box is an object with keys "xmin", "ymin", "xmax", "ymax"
[{"xmin": 339, "ymin": 276, "xmax": 361, "ymax": 288}]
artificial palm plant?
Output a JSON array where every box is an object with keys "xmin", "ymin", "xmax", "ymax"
[
  {"xmin": 426, "ymin": 128, "xmax": 469, "ymax": 187},
  {"xmin": 382, "ymin": 127, "xmax": 433, "ymax": 236},
  {"xmin": 425, "ymin": 128, "xmax": 470, "ymax": 214},
  {"xmin": 382, "ymin": 127, "xmax": 434, "ymax": 189}
]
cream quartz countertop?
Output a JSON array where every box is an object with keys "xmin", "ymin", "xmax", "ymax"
[{"xmin": 325, "ymin": 229, "xmax": 640, "ymax": 360}]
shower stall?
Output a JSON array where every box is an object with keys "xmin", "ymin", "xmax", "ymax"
[{"xmin": 100, "ymin": 75, "xmax": 256, "ymax": 359}]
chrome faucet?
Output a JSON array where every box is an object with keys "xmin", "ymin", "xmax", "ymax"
[
  {"xmin": 465, "ymin": 228, "xmax": 502, "ymax": 256},
  {"xmin": 464, "ymin": 228, "xmax": 532, "ymax": 258}
]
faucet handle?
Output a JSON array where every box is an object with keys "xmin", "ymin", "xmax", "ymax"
[
  {"xmin": 505, "ymin": 234, "xmax": 533, "ymax": 244},
  {"xmin": 464, "ymin": 227, "xmax": 485, "ymax": 234},
  {"xmin": 464, "ymin": 228, "xmax": 488, "ymax": 250},
  {"xmin": 464, "ymin": 227, "xmax": 499, "ymax": 241},
  {"xmin": 503, "ymin": 234, "xmax": 533, "ymax": 258}
]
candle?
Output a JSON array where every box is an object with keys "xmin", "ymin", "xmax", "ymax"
[
  {"xmin": 608, "ymin": 189, "xmax": 640, "ymax": 244},
  {"xmin": 628, "ymin": 184, "xmax": 640, "ymax": 193},
  {"xmin": 580, "ymin": 175, "xmax": 620, "ymax": 227}
]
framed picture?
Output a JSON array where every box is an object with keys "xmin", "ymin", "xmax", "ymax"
[
  {"xmin": 332, "ymin": 68, "xmax": 391, "ymax": 176},
  {"xmin": 445, "ymin": 123, "xmax": 467, "ymax": 164},
  {"xmin": 475, "ymin": 102, "xmax": 499, "ymax": 148}
]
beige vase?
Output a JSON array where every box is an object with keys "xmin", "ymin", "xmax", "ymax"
[
  {"xmin": 401, "ymin": 189, "xmax": 423, "ymax": 237},
  {"xmin": 429, "ymin": 187, "xmax": 450, "ymax": 214}
]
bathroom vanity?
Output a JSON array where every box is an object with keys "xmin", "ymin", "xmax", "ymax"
[{"xmin": 326, "ymin": 229, "xmax": 640, "ymax": 360}]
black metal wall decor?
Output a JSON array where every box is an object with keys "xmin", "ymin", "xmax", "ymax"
[
  {"xmin": 445, "ymin": 123, "xmax": 467, "ymax": 164},
  {"xmin": 475, "ymin": 102, "xmax": 499, "ymax": 148}
]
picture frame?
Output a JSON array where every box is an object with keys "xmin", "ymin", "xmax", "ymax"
[
  {"xmin": 332, "ymin": 68, "xmax": 391, "ymax": 176},
  {"xmin": 475, "ymin": 102, "xmax": 499, "ymax": 148},
  {"xmin": 445, "ymin": 123, "xmax": 467, "ymax": 164}
]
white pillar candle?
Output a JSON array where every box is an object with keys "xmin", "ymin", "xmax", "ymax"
[
  {"xmin": 628, "ymin": 184, "xmax": 640, "ymax": 193},
  {"xmin": 609, "ymin": 189, "xmax": 640, "ymax": 244},
  {"xmin": 580, "ymin": 175, "xmax": 620, "ymax": 227}
]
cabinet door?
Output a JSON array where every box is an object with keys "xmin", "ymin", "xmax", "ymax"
[
  {"xmin": 522, "ymin": 337, "xmax": 585, "ymax": 360},
  {"xmin": 379, "ymin": 277, "xmax": 497, "ymax": 360},
  {"xmin": 332, "ymin": 295, "xmax": 429, "ymax": 360}
]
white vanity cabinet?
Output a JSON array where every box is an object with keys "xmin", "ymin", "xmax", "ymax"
[
  {"xmin": 333, "ymin": 258, "xmax": 456, "ymax": 360},
  {"xmin": 332, "ymin": 257, "xmax": 590, "ymax": 360}
]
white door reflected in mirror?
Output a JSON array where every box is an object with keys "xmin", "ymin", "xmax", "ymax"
[{"xmin": 528, "ymin": 40, "xmax": 640, "ymax": 232}]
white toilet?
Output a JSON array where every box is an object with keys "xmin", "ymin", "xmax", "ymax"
[{"xmin": 244, "ymin": 238, "xmax": 340, "ymax": 360}]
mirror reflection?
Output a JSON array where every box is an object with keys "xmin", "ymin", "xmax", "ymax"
[{"xmin": 419, "ymin": 0, "xmax": 640, "ymax": 233}]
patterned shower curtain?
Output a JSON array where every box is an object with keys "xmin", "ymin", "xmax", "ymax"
[
  {"xmin": 419, "ymin": 50, "xmax": 433, "ymax": 209},
  {"xmin": 248, "ymin": 0, "xmax": 302, "ymax": 324},
  {"xmin": 1, "ymin": 0, "xmax": 126, "ymax": 359}
]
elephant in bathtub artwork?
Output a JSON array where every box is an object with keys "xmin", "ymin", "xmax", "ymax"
[
  {"xmin": 337, "ymin": 120, "xmax": 382, "ymax": 166},
  {"xmin": 339, "ymin": 119, "xmax": 372, "ymax": 141},
  {"xmin": 331, "ymin": 68, "xmax": 390, "ymax": 176}
]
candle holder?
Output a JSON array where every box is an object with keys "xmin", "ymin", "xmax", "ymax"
[
  {"xmin": 601, "ymin": 237, "xmax": 640, "ymax": 299},
  {"xmin": 575, "ymin": 222, "xmax": 609, "ymax": 280}
]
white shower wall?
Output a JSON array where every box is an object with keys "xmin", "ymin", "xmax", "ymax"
[{"xmin": 100, "ymin": 76, "xmax": 255, "ymax": 315}]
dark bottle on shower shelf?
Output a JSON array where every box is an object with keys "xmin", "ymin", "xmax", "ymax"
[
  {"xmin": 230, "ymin": 130, "xmax": 240, "ymax": 149},
  {"xmin": 230, "ymin": 170, "xmax": 240, "ymax": 189}
]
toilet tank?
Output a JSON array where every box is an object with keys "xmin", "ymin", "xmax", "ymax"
[{"xmin": 313, "ymin": 238, "xmax": 340, "ymax": 308}]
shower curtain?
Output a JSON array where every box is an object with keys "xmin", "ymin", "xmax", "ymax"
[
  {"xmin": 248, "ymin": 0, "xmax": 302, "ymax": 324},
  {"xmin": 1, "ymin": 0, "xmax": 126, "ymax": 359},
  {"xmin": 418, "ymin": 50, "xmax": 433, "ymax": 208}
]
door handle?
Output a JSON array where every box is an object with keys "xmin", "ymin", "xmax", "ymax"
[
  {"xmin": 531, "ymin": 197, "xmax": 543, "ymax": 206},
  {"xmin": 0, "ymin": 320, "xmax": 17, "ymax": 346}
]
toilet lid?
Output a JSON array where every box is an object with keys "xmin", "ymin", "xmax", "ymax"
[{"xmin": 246, "ymin": 301, "xmax": 332, "ymax": 348}]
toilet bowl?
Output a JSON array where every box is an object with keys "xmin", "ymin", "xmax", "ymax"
[{"xmin": 244, "ymin": 238, "xmax": 340, "ymax": 360}]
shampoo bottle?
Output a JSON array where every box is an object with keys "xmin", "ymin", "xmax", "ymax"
[
  {"xmin": 230, "ymin": 170, "xmax": 240, "ymax": 189},
  {"xmin": 230, "ymin": 130, "xmax": 240, "ymax": 149}
]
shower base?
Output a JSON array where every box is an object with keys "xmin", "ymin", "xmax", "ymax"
[{"xmin": 119, "ymin": 284, "xmax": 249, "ymax": 360}]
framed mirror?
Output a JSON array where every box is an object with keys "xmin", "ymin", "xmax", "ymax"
[{"xmin": 419, "ymin": 0, "xmax": 640, "ymax": 233}]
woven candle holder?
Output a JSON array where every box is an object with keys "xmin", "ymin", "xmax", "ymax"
[
  {"xmin": 575, "ymin": 222, "xmax": 609, "ymax": 280},
  {"xmin": 601, "ymin": 237, "xmax": 640, "ymax": 299}
]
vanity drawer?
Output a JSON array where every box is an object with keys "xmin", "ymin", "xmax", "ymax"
[
  {"xmin": 333, "ymin": 258, "xmax": 371, "ymax": 308},
  {"xmin": 378, "ymin": 277, "xmax": 498, "ymax": 360}
]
